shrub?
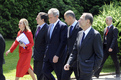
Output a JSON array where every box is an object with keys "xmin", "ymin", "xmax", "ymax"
[{"xmin": 0, "ymin": 0, "xmax": 116, "ymax": 39}]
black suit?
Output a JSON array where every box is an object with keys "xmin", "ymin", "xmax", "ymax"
[
  {"xmin": 0, "ymin": 34, "xmax": 5, "ymax": 80},
  {"xmin": 61, "ymin": 22, "xmax": 82, "ymax": 80},
  {"xmin": 33, "ymin": 24, "xmax": 48, "ymax": 80},
  {"xmin": 94, "ymin": 25, "xmax": 120, "ymax": 77},
  {"xmin": 67, "ymin": 28, "xmax": 103, "ymax": 80},
  {"xmin": 43, "ymin": 20, "xmax": 67, "ymax": 80}
]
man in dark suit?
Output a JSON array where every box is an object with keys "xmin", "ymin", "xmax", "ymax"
[
  {"xmin": 42, "ymin": 8, "xmax": 67, "ymax": 80},
  {"xmin": 61, "ymin": 10, "xmax": 82, "ymax": 80},
  {"xmin": 94, "ymin": 16, "xmax": 120, "ymax": 78},
  {"xmin": 0, "ymin": 33, "xmax": 5, "ymax": 80},
  {"xmin": 33, "ymin": 12, "xmax": 49, "ymax": 80},
  {"xmin": 64, "ymin": 13, "xmax": 103, "ymax": 80}
]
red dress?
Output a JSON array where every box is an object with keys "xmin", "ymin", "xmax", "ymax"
[{"xmin": 10, "ymin": 30, "xmax": 34, "ymax": 77}]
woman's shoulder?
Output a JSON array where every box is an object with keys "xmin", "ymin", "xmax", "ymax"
[{"xmin": 24, "ymin": 30, "xmax": 33, "ymax": 36}]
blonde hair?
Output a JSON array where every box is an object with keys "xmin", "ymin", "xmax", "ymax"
[{"xmin": 20, "ymin": 18, "xmax": 31, "ymax": 31}]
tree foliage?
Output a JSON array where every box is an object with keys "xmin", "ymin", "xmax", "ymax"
[{"xmin": 0, "ymin": 0, "xmax": 118, "ymax": 38}]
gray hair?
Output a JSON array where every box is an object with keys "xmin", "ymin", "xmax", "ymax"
[
  {"xmin": 106, "ymin": 16, "xmax": 113, "ymax": 20},
  {"xmin": 64, "ymin": 10, "xmax": 75, "ymax": 18},
  {"xmin": 48, "ymin": 8, "xmax": 59, "ymax": 17}
]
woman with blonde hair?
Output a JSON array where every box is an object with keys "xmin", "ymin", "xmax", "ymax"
[{"xmin": 6, "ymin": 18, "xmax": 36, "ymax": 80}]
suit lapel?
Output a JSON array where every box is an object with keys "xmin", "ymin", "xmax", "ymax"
[
  {"xmin": 77, "ymin": 31, "xmax": 83, "ymax": 49},
  {"xmin": 47, "ymin": 24, "xmax": 52, "ymax": 42},
  {"xmin": 67, "ymin": 26, "xmax": 70, "ymax": 38},
  {"xmin": 104, "ymin": 25, "xmax": 113, "ymax": 35},
  {"xmin": 35, "ymin": 24, "xmax": 46, "ymax": 40},
  {"xmin": 50, "ymin": 21, "xmax": 59, "ymax": 41},
  {"xmin": 79, "ymin": 28, "xmax": 93, "ymax": 51},
  {"xmin": 107, "ymin": 25, "xmax": 113, "ymax": 35},
  {"xmin": 34, "ymin": 25, "xmax": 40, "ymax": 40},
  {"xmin": 69, "ymin": 23, "xmax": 79, "ymax": 38}
]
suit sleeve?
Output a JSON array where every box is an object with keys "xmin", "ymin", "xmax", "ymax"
[
  {"xmin": 26, "ymin": 32, "xmax": 34, "ymax": 49},
  {"xmin": 66, "ymin": 33, "xmax": 79, "ymax": 66},
  {"xmin": 93, "ymin": 33, "xmax": 103, "ymax": 71},
  {"xmin": 56, "ymin": 25, "xmax": 67, "ymax": 57},
  {"xmin": 110, "ymin": 28, "xmax": 118, "ymax": 49},
  {"xmin": 0, "ymin": 35, "xmax": 5, "ymax": 64}
]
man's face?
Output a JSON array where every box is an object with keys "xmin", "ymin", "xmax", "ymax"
[
  {"xmin": 78, "ymin": 15, "xmax": 87, "ymax": 28},
  {"xmin": 64, "ymin": 15, "xmax": 71, "ymax": 25},
  {"xmin": 105, "ymin": 18, "xmax": 110, "ymax": 25},
  {"xmin": 36, "ymin": 15, "xmax": 43, "ymax": 25},
  {"xmin": 48, "ymin": 13, "xmax": 57, "ymax": 24}
]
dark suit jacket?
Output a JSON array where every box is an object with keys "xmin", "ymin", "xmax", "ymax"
[
  {"xmin": 65, "ymin": 22, "xmax": 82, "ymax": 64},
  {"xmin": 33, "ymin": 23, "xmax": 49, "ymax": 61},
  {"xmin": 44, "ymin": 20, "xmax": 67, "ymax": 62},
  {"xmin": 0, "ymin": 34, "xmax": 5, "ymax": 65},
  {"xmin": 67, "ymin": 28, "xmax": 103, "ymax": 73},
  {"xmin": 103, "ymin": 25, "xmax": 119, "ymax": 54},
  {"xmin": 0, "ymin": 34, "xmax": 5, "ymax": 80}
]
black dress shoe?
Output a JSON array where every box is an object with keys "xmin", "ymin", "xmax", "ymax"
[
  {"xmin": 94, "ymin": 74, "xmax": 99, "ymax": 78},
  {"xmin": 116, "ymin": 74, "xmax": 120, "ymax": 78}
]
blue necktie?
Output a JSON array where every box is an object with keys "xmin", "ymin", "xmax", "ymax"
[
  {"xmin": 50, "ymin": 24, "xmax": 54, "ymax": 38},
  {"xmin": 69, "ymin": 26, "xmax": 73, "ymax": 36},
  {"xmin": 81, "ymin": 32, "xmax": 85, "ymax": 43}
]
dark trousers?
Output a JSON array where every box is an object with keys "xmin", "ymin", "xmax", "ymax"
[
  {"xmin": 95, "ymin": 50, "xmax": 120, "ymax": 76},
  {"xmin": 42, "ymin": 60, "xmax": 64, "ymax": 80},
  {"xmin": 34, "ymin": 60, "xmax": 44, "ymax": 80},
  {"xmin": 0, "ymin": 63, "xmax": 5, "ymax": 80},
  {"xmin": 79, "ymin": 71, "xmax": 93, "ymax": 80},
  {"xmin": 61, "ymin": 63, "xmax": 79, "ymax": 80}
]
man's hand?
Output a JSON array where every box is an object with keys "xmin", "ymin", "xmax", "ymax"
[
  {"xmin": 108, "ymin": 48, "xmax": 113, "ymax": 52},
  {"xmin": 53, "ymin": 55, "xmax": 59, "ymax": 63},
  {"xmin": 64, "ymin": 64, "xmax": 70, "ymax": 70}
]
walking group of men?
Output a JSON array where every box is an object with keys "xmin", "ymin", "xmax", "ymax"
[
  {"xmin": 33, "ymin": 8, "xmax": 120, "ymax": 80},
  {"xmin": 0, "ymin": 8, "xmax": 120, "ymax": 80}
]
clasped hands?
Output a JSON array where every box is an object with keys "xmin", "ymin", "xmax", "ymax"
[{"xmin": 19, "ymin": 42, "xmax": 26, "ymax": 47}]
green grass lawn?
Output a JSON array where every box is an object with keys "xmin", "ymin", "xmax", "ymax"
[{"xmin": 3, "ymin": 39, "xmax": 119, "ymax": 80}]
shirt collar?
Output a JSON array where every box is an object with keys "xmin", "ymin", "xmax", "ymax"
[
  {"xmin": 108, "ymin": 24, "xmax": 112, "ymax": 28},
  {"xmin": 71, "ymin": 20, "xmax": 78, "ymax": 30},
  {"xmin": 83, "ymin": 26, "xmax": 92, "ymax": 38},
  {"xmin": 38, "ymin": 23, "xmax": 45, "ymax": 29},
  {"xmin": 53, "ymin": 19, "xmax": 59, "ymax": 27}
]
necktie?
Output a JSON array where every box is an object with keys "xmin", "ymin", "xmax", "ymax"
[
  {"xmin": 36, "ymin": 27, "xmax": 40, "ymax": 36},
  {"xmin": 105, "ymin": 27, "xmax": 109, "ymax": 36},
  {"xmin": 50, "ymin": 24, "xmax": 54, "ymax": 38},
  {"xmin": 69, "ymin": 26, "xmax": 73, "ymax": 36},
  {"xmin": 81, "ymin": 32, "xmax": 85, "ymax": 43}
]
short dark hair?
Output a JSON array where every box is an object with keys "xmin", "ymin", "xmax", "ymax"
[
  {"xmin": 38, "ymin": 12, "xmax": 48, "ymax": 23},
  {"xmin": 83, "ymin": 13, "xmax": 93, "ymax": 25},
  {"xmin": 65, "ymin": 10, "xmax": 75, "ymax": 18}
]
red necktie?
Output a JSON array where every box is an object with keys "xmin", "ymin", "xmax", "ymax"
[{"xmin": 105, "ymin": 27, "xmax": 109, "ymax": 36}]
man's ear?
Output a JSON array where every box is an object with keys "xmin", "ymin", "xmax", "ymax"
[
  {"xmin": 41, "ymin": 19, "xmax": 45, "ymax": 22},
  {"xmin": 87, "ymin": 19, "xmax": 90, "ymax": 24}
]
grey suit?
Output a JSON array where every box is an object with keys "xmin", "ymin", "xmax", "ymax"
[{"xmin": 67, "ymin": 28, "xmax": 103, "ymax": 80}]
